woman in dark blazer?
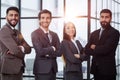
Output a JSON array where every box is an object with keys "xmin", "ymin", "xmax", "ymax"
[{"xmin": 60, "ymin": 22, "xmax": 86, "ymax": 80}]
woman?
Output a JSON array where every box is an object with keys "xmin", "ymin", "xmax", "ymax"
[{"xmin": 60, "ymin": 22, "xmax": 85, "ymax": 80}]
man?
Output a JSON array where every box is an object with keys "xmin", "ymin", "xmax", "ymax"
[
  {"xmin": 85, "ymin": 9, "xmax": 119, "ymax": 80},
  {"xmin": 0, "ymin": 7, "xmax": 31, "ymax": 80},
  {"xmin": 31, "ymin": 9, "xmax": 60, "ymax": 80}
]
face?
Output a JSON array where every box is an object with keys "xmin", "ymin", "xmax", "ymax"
[
  {"xmin": 6, "ymin": 10, "xmax": 19, "ymax": 27},
  {"xmin": 100, "ymin": 13, "xmax": 111, "ymax": 29},
  {"xmin": 39, "ymin": 13, "xmax": 51, "ymax": 29},
  {"xmin": 64, "ymin": 22, "xmax": 76, "ymax": 39}
]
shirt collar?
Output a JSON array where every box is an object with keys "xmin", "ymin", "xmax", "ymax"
[
  {"xmin": 100, "ymin": 27, "xmax": 105, "ymax": 31},
  {"xmin": 7, "ymin": 23, "xmax": 15, "ymax": 30},
  {"xmin": 40, "ymin": 26, "xmax": 49, "ymax": 34}
]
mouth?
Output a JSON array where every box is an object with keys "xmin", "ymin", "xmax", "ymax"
[
  {"xmin": 11, "ymin": 20, "xmax": 17, "ymax": 23},
  {"xmin": 101, "ymin": 21, "xmax": 108, "ymax": 25},
  {"xmin": 9, "ymin": 20, "xmax": 18, "ymax": 26},
  {"xmin": 11, "ymin": 20, "xmax": 18, "ymax": 25}
]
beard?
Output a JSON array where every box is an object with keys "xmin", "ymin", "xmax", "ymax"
[
  {"xmin": 7, "ymin": 19, "xmax": 18, "ymax": 27},
  {"xmin": 100, "ymin": 21, "xmax": 110, "ymax": 29}
]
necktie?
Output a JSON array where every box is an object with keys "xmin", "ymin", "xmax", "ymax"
[
  {"xmin": 99, "ymin": 29, "xmax": 104, "ymax": 39},
  {"xmin": 13, "ymin": 29, "xmax": 17, "ymax": 36},
  {"xmin": 13, "ymin": 29, "xmax": 20, "ymax": 45},
  {"xmin": 45, "ymin": 33, "xmax": 50, "ymax": 42}
]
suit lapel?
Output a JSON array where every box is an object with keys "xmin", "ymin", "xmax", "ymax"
[
  {"xmin": 5, "ymin": 23, "xmax": 15, "ymax": 35},
  {"xmin": 76, "ymin": 40, "xmax": 83, "ymax": 52},
  {"xmin": 39, "ymin": 28, "xmax": 51, "ymax": 44},
  {"xmin": 49, "ymin": 31, "xmax": 53, "ymax": 43},
  {"xmin": 3, "ymin": 24, "xmax": 19, "ymax": 44},
  {"xmin": 100, "ymin": 29, "xmax": 107, "ymax": 40},
  {"xmin": 69, "ymin": 41, "xmax": 78, "ymax": 54},
  {"xmin": 6, "ymin": 24, "xmax": 23, "ymax": 45}
]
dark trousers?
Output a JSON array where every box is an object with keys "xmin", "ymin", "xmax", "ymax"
[
  {"xmin": 1, "ymin": 70, "xmax": 23, "ymax": 80},
  {"xmin": 65, "ymin": 71, "xmax": 83, "ymax": 80},
  {"xmin": 94, "ymin": 73, "xmax": 116, "ymax": 80},
  {"xmin": 35, "ymin": 70, "xmax": 56, "ymax": 80}
]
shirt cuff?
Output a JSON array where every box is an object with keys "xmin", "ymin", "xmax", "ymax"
[
  {"xmin": 19, "ymin": 46, "xmax": 25, "ymax": 53},
  {"xmin": 52, "ymin": 46, "xmax": 56, "ymax": 51}
]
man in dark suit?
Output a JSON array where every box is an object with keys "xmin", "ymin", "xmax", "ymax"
[
  {"xmin": 31, "ymin": 9, "xmax": 60, "ymax": 80},
  {"xmin": 0, "ymin": 7, "xmax": 31, "ymax": 80},
  {"xmin": 85, "ymin": 9, "xmax": 119, "ymax": 80}
]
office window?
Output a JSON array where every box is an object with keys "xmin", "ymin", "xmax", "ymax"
[
  {"xmin": 49, "ymin": 18, "xmax": 64, "ymax": 41},
  {"xmin": 1, "ymin": 0, "xmax": 18, "ymax": 17},
  {"xmin": 65, "ymin": 0, "xmax": 88, "ymax": 17},
  {"xmin": 42, "ymin": 0, "xmax": 64, "ymax": 16},
  {"xmin": 21, "ymin": 0, "xmax": 40, "ymax": 17},
  {"xmin": 0, "ymin": 0, "xmax": 120, "ymax": 80},
  {"xmin": 96, "ymin": 0, "xmax": 102, "ymax": 18},
  {"xmin": 91, "ymin": 0, "xmax": 97, "ymax": 17},
  {"xmin": 1, "ymin": 20, "xmax": 6, "ymax": 28},
  {"xmin": 102, "ymin": 0, "xmax": 108, "ymax": 8},
  {"xmin": 21, "ymin": 19, "xmax": 38, "ymax": 46}
]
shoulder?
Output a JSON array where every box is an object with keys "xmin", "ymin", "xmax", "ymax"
[
  {"xmin": 90, "ymin": 29, "xmax": 100, "ymax": 37},
  {"xmin": 49, "ymin": 30, "xmax": 57, "ymax": 35},
  {"xmin": 49, "ymin": 30, "xmax": 59, "ymax": 38},
  {"xmin": 91, "ymin": 29, "xmax": 100, "ymax": 34},
  {"xmin": 0, "ymin": 25, "xmax": 10, "ymax": 35},
  {"xmin": 62, "ymin": 39, "xmax": 70, "ymax": 44},
  {"xmin": 31, "ymin": 28, "xmax": 41, "ymax": 36},
  {"xmin": 110, "ymin": 27, "xmax": 119, "ymax": 34}
]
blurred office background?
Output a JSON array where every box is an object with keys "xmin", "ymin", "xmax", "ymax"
[{"xmin": 0, "ymin": 0, "xmax": 120, "ymax": 80}]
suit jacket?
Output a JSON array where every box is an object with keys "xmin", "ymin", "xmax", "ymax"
[
  {"xmin": 85, "ymin": 25, "xmax": 120, "ymax": 75},
  {"xmin": 0, "ymin": 23, "xmax": 31, "ymax": 74},
  {"xmin": 31, "ymin": 28, "xmax": 60, "ymax": 74},
  {"xmin": 60, "ymin": 39, "xmax": 86, "ymax": 72}
]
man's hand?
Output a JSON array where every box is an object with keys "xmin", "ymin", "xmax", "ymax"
[
  {"xmin": 90, "ymin": 44, "xmax": 96, "ymax": 50},
  {"xmin": 18, "ymin": 45, "xmax": 25, "ymax": 53},
  {"xmin": 7, "ymin": 50, "xmax": 14, "ymax": 55},
  {"xmin": 52, "ymin": 46, "xmax": 56, "ymax": 51},
  {"xmin": 74, "ymin": 54, "xmax": 80, "ymax": 59}
]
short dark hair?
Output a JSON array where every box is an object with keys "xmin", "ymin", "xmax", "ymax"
[
  {"xmin": 100, "ymin": 9, "xmax": 112, "ymax": 17},
  {"xmin": 6, "ymin": 6, "xmax": 19, "ymax": 14},
  {"xmin": 38, "ymin": 9, "xmax": 52, "ymax": 20}
]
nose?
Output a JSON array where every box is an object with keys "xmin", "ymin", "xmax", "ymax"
[
  {"xmin": 101, "ymin": 17, "xmax": 106, "ymax": 21},
  {"xmin": 12, "ymin": 16, "xmax": 16, "ymax": 19},
  {"xmin": 12, "ymin": 14, "xmax": 18, "ymax": 19}
]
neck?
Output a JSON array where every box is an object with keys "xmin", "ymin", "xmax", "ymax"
[
  {"xmin": 70, "ymin": 36, "xmax": 74, "ymax": 40},
  {"xmin": 44, "ymin": 27, "xmax": 49, "ymax": 32}
]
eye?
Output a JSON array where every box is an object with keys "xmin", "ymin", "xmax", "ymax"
[
  {"xmin": 41, "ymin": 17, "xmax": 44, "ymax": 19},
  {"xmin": 100, "ymin": 16, "xmax": 104, "ymax": 18},
  {"xmin": 9, "ymin": 14, "xmax": 13, "ymax": 17}
]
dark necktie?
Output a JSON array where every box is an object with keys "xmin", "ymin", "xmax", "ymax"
[
  {"xmin": 13, "ymin": 29, "xmax": 17, "ymax": 36},
  {"xmin": 13, "ymin": 29, "xmax": 20, "ymax": 45},
  {"xmin": 45, "ymin": 33, "xmax": 50, "ymax": 42}
]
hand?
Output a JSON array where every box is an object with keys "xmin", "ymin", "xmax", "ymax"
[
  {"xmin": 90, "ymin": 44, "xmax": 96, "ymax": 50},
  {"xmin": 45, "ymin": 54, "xmax": 49, "ymax": 57},
  {"xmin": 52, "ymin": 46, "xmax": 56, "ymax": 51},
  {"xmin": 74, "ymin": 54, "xmax": 80, "ymax": 59},
  {"xmin": 7, "ymin": 50, "xmax": 14, "ymax": 55},
  {"xmin": 18, "ymin": 45, "xmax": 25, "ymax": 53}
]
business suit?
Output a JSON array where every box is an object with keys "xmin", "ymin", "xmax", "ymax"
[
  {"xmin": 85, "ymin": 25, "xmax": 119, "ymax": 80},
  {"xmin": 31, "ymin": 28, "xmax": 60, "ymax": 80},
  {"xmin": 0, "ymin": 24, "xmax": 31, "ymax": 80},
  {"xmin": 60, "ymin": 39, "xmax": 86, "ymax": 80}
]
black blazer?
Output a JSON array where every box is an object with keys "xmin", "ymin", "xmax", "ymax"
[
  {"xmin": 60, "ymin": 39, "xmax": 86, "ymax": 72},
  {"xmin": 85, "ymin": 26, "xmax": 120, "ymax": 75},
  {"xmin": 31, "ymin": 28, "xmax": 60, "ymax": 74}
]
